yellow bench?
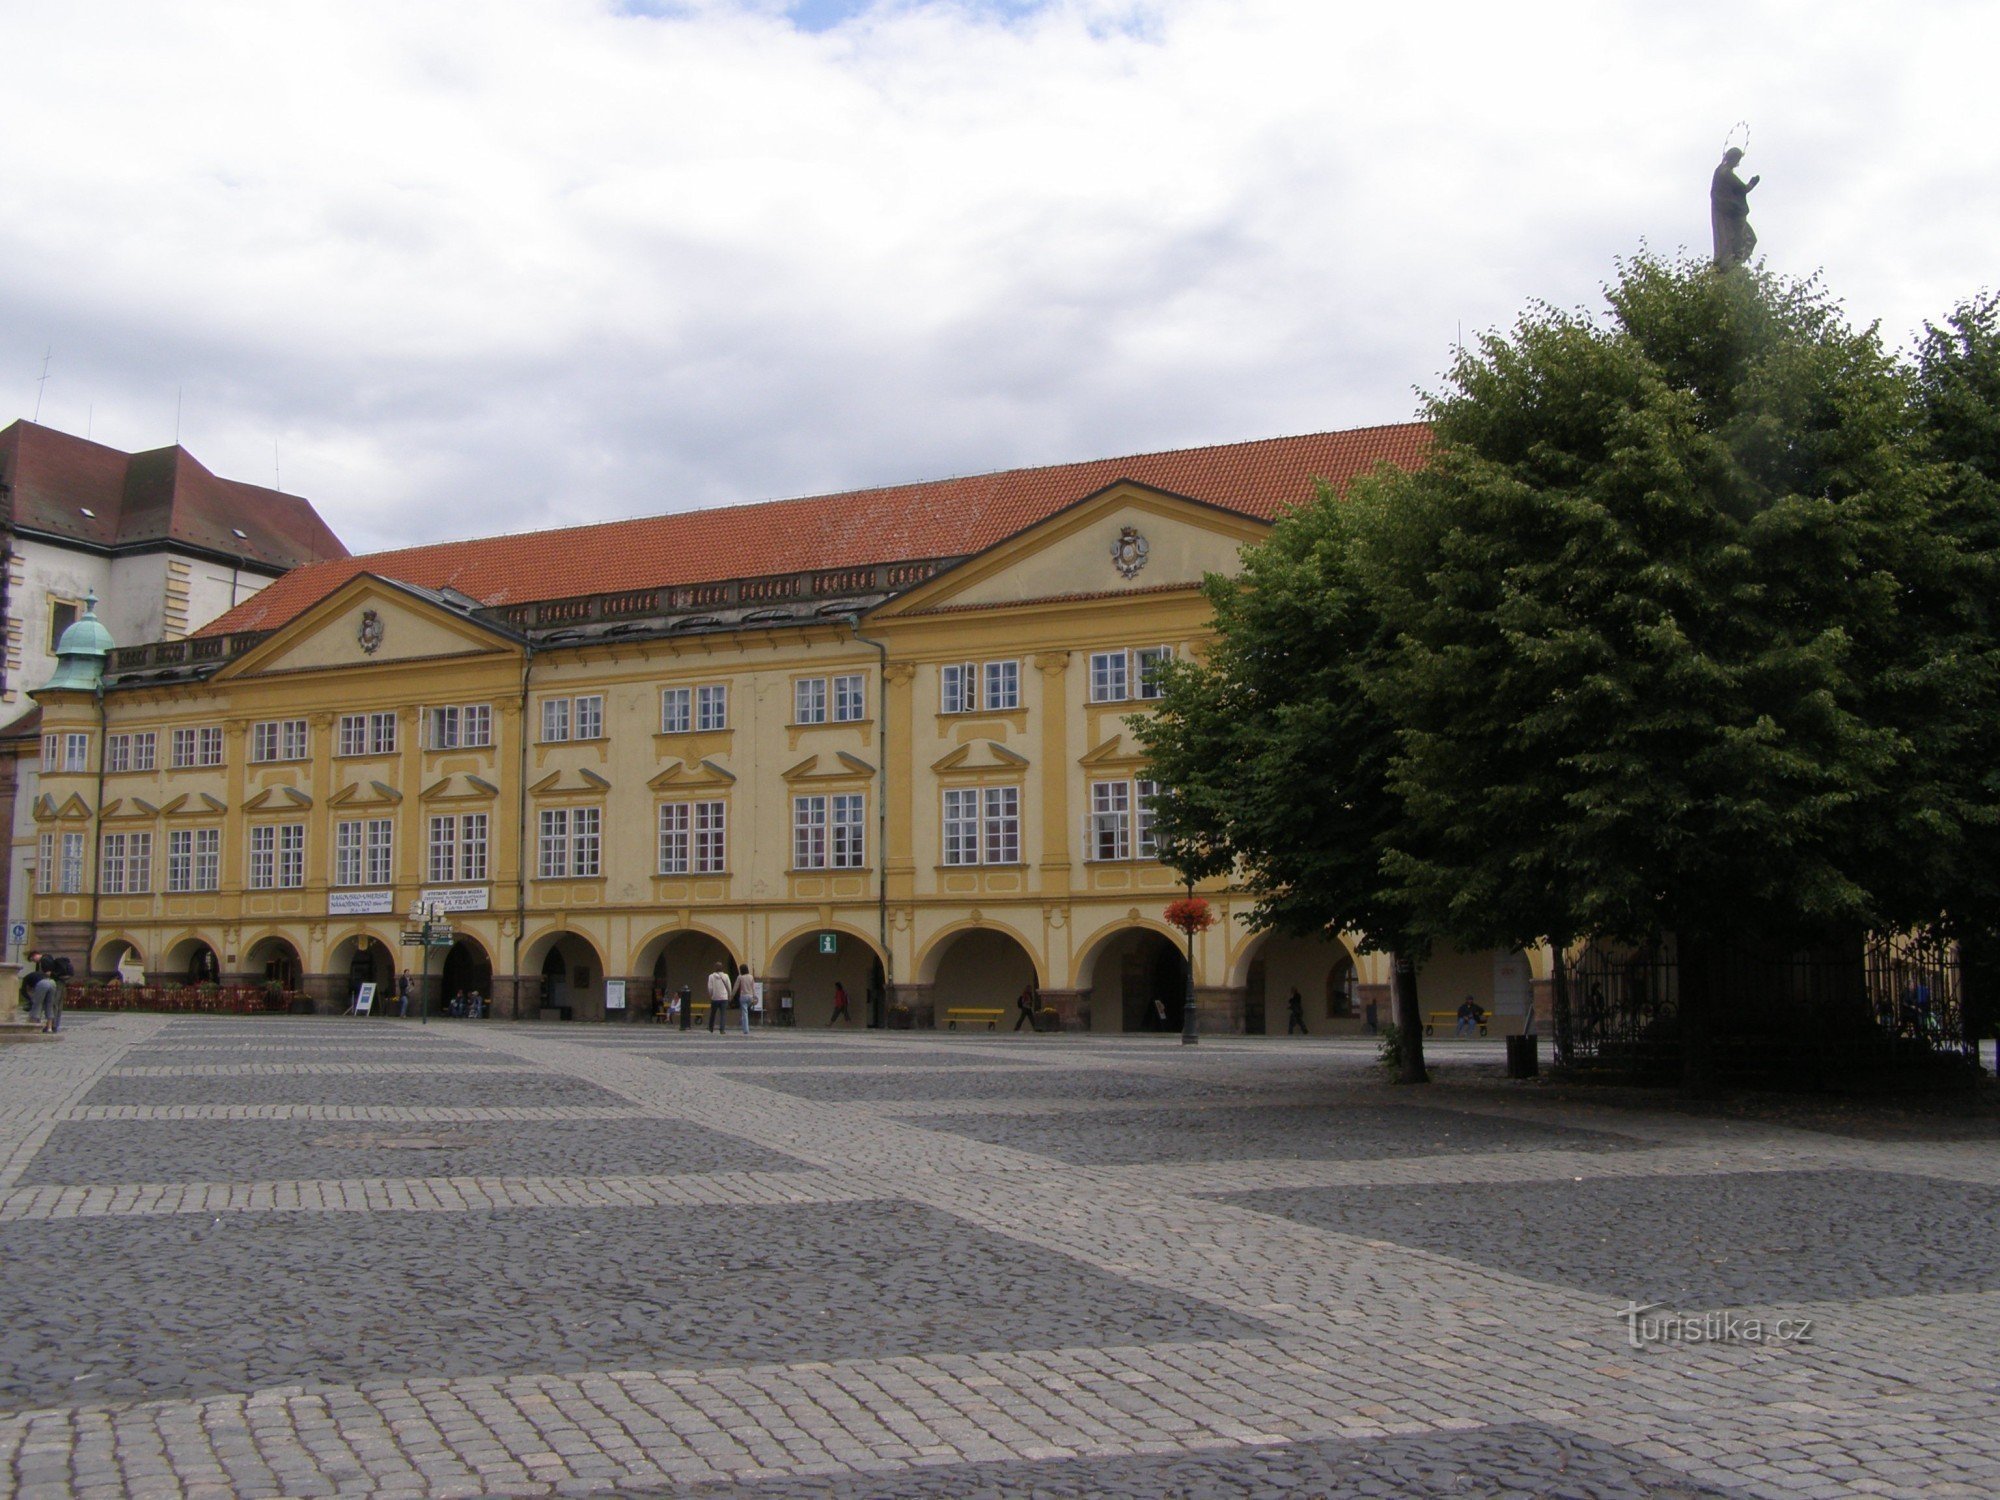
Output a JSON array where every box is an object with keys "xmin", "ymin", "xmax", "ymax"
[
  {"xmin": 945, "ymin": 1007, "xmax": 1006, "ymax": 1030},
  {"xmin": 1424, "ymin": 1010, "xmax": 1488, "ymax": 1037}
]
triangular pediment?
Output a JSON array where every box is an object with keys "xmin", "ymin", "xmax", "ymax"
[
  {"xmin": 647, "ymin": 758, "xmax": 737, "ymax": 791},
  {"xmin": 101, "ymin": 797, "xmax": 162, "ymax": 821},
  {"xmin": 867, "ymin": 481, "xmax": 1269, "ymax": 620},
  {"xmin": 244, "ymin": 785, "xmax": 314, "ymax": 811},
  {"xmin": 421, "ymin": 773, "xmax": 500, "ymax": 802},
  {"xmin": 215, "ymin": 574, "xmax": 518, "ymax": 681},
  {"xmin": 782, "ymin": 752, "xmax": 877, "ymax": 783},
  {"xmin": 33, "ymin": 792, "xmax": 94, "ymax": 823},
  {"xmin": 1079, "ymin": 732, "xmax": 1149, "ymax": 770},
  {"xmin": 529, "ymin": 767, "xmax": 611, "ymax": 796},
  {"xmin": 329, "ymin": 779, "xmax": 403, "ymax": 808},
  {"xmin": 161, "ymin": 793, "xmax": 229, "ymax": 818},
  {"xmin": 931, "ymin": 740, "xmax": 1030, "ymax": 774}
]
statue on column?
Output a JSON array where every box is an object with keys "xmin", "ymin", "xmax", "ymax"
[{"xmin": 1710, "ymin": 146, "xmax": 1760, "ymax": 267}]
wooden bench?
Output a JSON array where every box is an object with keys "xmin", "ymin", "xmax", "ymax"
[
  {"xmin": 1424, "ymin": 1010, "xmax": 1489, "ymax": 1037},
  {"xmin": 945, "ymin": 1006, "xmax": 1006, "ymax": 1030}
]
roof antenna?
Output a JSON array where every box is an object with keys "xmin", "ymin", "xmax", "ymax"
[
  {"xmin": 175, "ymin": 386, "xmax": 183, "ymax": 445},
  {"xmin": 33, "ymin": 347, "xmax": 51, "ymax": 423},
  {"xmin": 274, "ymin": 438, "xmax": 282, "ymax": 492}
]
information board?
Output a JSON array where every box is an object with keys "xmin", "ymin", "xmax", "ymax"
[
  {"xmin": 605, "ymin": 979, "xmax": 627, "ymax": 1012},
  {"xmin": 353, "ymin": 982, "xmax": 376, "ymax": 1016}
]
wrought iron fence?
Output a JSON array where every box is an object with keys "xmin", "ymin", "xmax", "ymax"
[{"xmin": 1554, "ymin": 930, "xmax": 1974, "ymax": 1084}]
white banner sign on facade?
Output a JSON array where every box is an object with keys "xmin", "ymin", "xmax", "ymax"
[
  {"xmin": 605, "ymin": 979, "xmax": 627, "ymax": 1011},
  {"xmin": 329, "ymin": 891, "xmax": 396, "ymax": 916},
  {"xmin": 418, "ymin": 887, "xmax": 490, "ymax": 913}
]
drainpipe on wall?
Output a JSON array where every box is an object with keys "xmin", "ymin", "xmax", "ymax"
[
  {"xmin": 86, "ymin": 677, "xmax": 107, "ymax": 975},
  {"xmin": 511, "ymin": 640, "xmax": 537, "ymax": 1019},
  {"xmin": 847, "ymin": 615, "xmax": 892, "ymax": 1022}
]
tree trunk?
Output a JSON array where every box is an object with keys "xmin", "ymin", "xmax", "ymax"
[
  {"xmin": 1392, "ymin": 950, "xmax": 1429, "ymax": 1084},
  {"xmin": 1678, "ymin": 929, "xmax": 1718, "ymax": 1098}
]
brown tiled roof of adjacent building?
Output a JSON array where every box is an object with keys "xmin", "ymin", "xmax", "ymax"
[
  {"xmin": 0, "ymin": 420, "xmax": 348, "ymax": 573},
  {"xmin": 198, "ymin": 422, "xmax": 1430, "ymax": 637}
]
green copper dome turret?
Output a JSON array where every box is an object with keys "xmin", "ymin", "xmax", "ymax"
[{"xmin": 39, "ymin": 592, "xmax": 113, "ymax": 693}]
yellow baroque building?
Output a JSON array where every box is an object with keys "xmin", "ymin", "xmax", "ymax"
[{"xmin": 25, "ymin": 425, "xmax": 1547, "ymax": 1032}]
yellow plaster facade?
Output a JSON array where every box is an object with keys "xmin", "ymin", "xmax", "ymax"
[{"xmin": 30, "ymin": 482, "xmax": 1542, "ymax": 1032}]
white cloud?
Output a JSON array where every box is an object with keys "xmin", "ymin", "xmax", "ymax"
[{"xmin": 2, "ymin": 0, "xmax": 1993, "ymax": 554}]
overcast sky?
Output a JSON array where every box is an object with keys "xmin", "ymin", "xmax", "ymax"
[{"xmin": 3, "ymin": 0, "xmax": 1994, "ymax": 555}]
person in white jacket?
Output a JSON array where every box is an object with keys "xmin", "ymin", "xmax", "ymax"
[
  {"xmin": 733, "ymin": 964, "xmax": 757, "ymax": 1036},
  {"xmin": 706, "ymin": 963, "xmax": 733, "ymax": 1034}
]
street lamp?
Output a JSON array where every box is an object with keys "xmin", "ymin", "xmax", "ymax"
[
  {"xmin": 406, "ymin": 899, "xmax": 452, "ymax": 1025},
  {"xmin": 1163, "ymin": 888, "xmax": 1215, "ymax": 1048}
]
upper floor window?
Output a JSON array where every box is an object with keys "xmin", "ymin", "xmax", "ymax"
[
  {"xmin": 794, "ymin": 676, "xmax": 827, "ymax": 725},
  {"xmin": 429, "ymin": 812, "xmax": 489, "ymax": 884},
  {"xmin": 334, "ymin": 818, "xmax": 395, "ymax": 887},
  {"xmin": 337, "ymin": 711, "xmax": 399, "ymax": 757},
  {"xmin": 658, "ymin": 800, "xmax": 728, "ymax": 875},
  {"xmin": 696, "ymin": 683, "xmax": 729, "ymax": 731},
  {"xmin": 941, "ymin": 659, "xmax": 1020, "ymax": 714},
  {"xmin": 170, "ymin": 726, "xmax": 225, "ymax": 768},
  {"xmin": 1088, "ymin": 777, "xmax": 1162, "ymax": 861},
  {"xmin": 100, "ymin": 831, "xmax": 153, "ymax": 895},
  {"xmin": 537, "ymin": 806, "xmax": 602, "ymax": 879},
  {"xmin": 249, "ymin": 823, "xmax": 305, "ymax": 889},
  {"xmin": 943, "ymin": 786, "xmax": 1020, "ymax": 866},
  {"xmin": 1088, "ymin": 646, "xmax": 1173, "ymax": 704},
  {"xmin": 46, "ymin": 597, "xmax": 81, "ymax": 654},
  {"xmin": 793, "ymin": 793, "xmax": 866, "ymax": 870},
  {"xmin": 251, "ymin": 719, "xmax": 309, "ymax": 763},
  {"xmin": 540, "ymin": 694, "xmax": 605, "ymax": 743},
  {"xmin": 427, "ymin": 703, "xmax": 493, "ymax": 750},
  {"xmin": 167, "ymin": 828, "xmax": 222, "ymax": 893},
  {"xmin": 106, "ymin": 732, "xmax": 157, "ymax": 774},
  {"xmin": 42, "ymin": 732, "xmax": 90, "ymax": 773},
  {"xmin": 661, "ymin": 687, "xmax": 692, "ymax": 735},
  {"xmin": 38, "ymin": 831, "xmax": 85, "ymax": 894}
]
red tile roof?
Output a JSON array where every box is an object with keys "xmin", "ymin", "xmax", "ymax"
[
  {"xmin": 198, "ymin": 423, "xmax": 1430, "ymax": 638},
  {"xmin": 0, "ymin": 421, "xmax": 347, "ymax": 572}
]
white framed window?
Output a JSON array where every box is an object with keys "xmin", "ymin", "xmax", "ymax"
[
  {"xmin": 427, "ymin": 704, "xmax": 493, "ymax": 749},
  {"xmin": 833, "ymin": 673, "xmax": 866, "ymax": 722},
  {"xmin": 1089, "ymin": 646, "xmax": 1173, "ymax": 704},
  {"xmin": 337, "ymin": 712, "xmax": 399, "ymax": 757},
  {"xmin": 1089, "ymin": 651, "xmax": 1129, "ymax": 704},
  {"xmin": 427, "ymin": 812, "xmax": 488, "ymax": 883},
  {"xmin": 1087, "ymin": 779, "xmax": 1163, "ymax": 860},
  {"xmin": 659, "ymin": 802, "xmax": 726, "ymax": 876},
  {"xmin": 100, "ymin": 831, "xmax": 152, "ymax": 895},
  {"xmin": 797, "ymin": 792, "xmax": 869, "ymax": 869},
  {"xmin": 336, "ymin": 819, "xmax": 394, "ymax": 887},
  {"xmin": 42, "ymin": 732, "xmax": 90, "ymax": 772},
  {"xmin": 540, "ymin": 697, "xmax": 570, "ymax": 743},
  {"xmin": 250, "ymin": 823, "xmax": 305, "ymax": 889},
  {"xmin": 944, "ymin": 786, "xmax": 1020, "ymax": 865},
  {"xmin": 251, "ymin": 719, "xmax": 308, "ymax": 763},
  {"xmin": 171, "ymin": 726, "xmax": 225, "ymax": 768},
  {"xmin": 941, "ymin": 663, "xmax": 976, "ymax": 715},
  {"xmin": 693, "ymin": 800, "xmax": 726, "ymax": 874},
  {"xmin": 696, "ymin": 684, "xmax": 728, "ymax": 731},
  {"xmin": 661, "ymin": 687, "xmax": 691, "ymax": 735},
  {"xmin": 106, "ymin": 732, "xmax": 156, "ymax": 773},
  {"xmin": 169, "ymin": 828, "xmax": 221, "ymax": 892},
  {"xmin": 367, "ymin": 819, "xmax": 394, "ymax": 886},
  {"xmin": 335, "ymin": 821, "xmax": 364, "ymax": 887},
  {"xmin": 1090, "ymin": 780, "xmax": 1132, "ymax": 861},
  {"xmin": 41, "ymin": 831, "xmax": 85, "ymax": 894},
  {"xmin": 795, "ymin": 677, "xmax": 828, "ymax": 725},
  {"xmin": 537, "ymin": 807, "xmax": 601, "ymax": 879},
  {"xmin": 983, "ymin": 660, "xmax": 1019, "ymax": 711},
  {"xmin": 574, "ymin": 695, "xmax": 604, "ymax": 740}
]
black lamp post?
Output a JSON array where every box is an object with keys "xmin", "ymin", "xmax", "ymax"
[{"xmin": 1179, "ymin": 880, "xmax": 1200, "ymax": 1047}]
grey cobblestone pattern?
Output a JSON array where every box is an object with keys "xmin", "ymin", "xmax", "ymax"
[
  {"xmin": 0, "ymin": 1016, "xmax": 1995, "ymax": 1498},
  {"xmin": 79, "ymin": 1069, "xmax": 629, "ymax": 1108}
]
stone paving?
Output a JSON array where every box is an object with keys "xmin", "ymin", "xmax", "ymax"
[{"xmin": 0, "ymin": 1017, "xmax": 1994, "ymax": 1498}]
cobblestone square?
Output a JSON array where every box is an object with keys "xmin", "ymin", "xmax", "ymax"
[{"xmin": 1, "ymin": 1015, "xmax": 1994, "ymax": 1498}]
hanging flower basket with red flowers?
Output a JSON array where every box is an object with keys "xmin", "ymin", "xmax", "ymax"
[{"xmin": 1162, "ymin": 896, "xmax": 1216, "ymax": 937}]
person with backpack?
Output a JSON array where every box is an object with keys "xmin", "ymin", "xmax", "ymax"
[{"xmin": 34, "ymin": 950, "xmax": 70, "ymax": 1034}]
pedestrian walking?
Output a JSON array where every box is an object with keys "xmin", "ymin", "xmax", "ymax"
[
  {"xmin": 829, "ymin": 980, "xmax": 852, "ymax": 1025},
  {"xmin": 21, "ymin": 950, "xmax": 44, "ymax": 1029},
  {"xmin": 733, "ymin": 964, "xmax": 756, "ymax": 1035},
  {"xmin": 706, "ymin": 963, "xmax": 732, "ymax": 1033},
  {"xmin": 1364, "ymin": 996, "xmax": 1379, "ymax": 1034},
  {"xmin": 1014, "ymin": 983, "xmax": 1039, "ymax": 1032},
  {"xmin": 1286, "ymin": 987, "xmax": 1307, "ymax": 1035}
]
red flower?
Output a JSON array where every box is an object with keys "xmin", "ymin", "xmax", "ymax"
[{"xmin": 1162, "ymin": 897, "xmax": 1216, "ymax": 936}]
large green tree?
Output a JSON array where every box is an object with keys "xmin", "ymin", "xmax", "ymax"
[{"xmin": 1144, "ymin": 254, "xmax": 2000, "ymax": 1085}]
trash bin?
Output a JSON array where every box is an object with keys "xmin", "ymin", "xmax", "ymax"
[{"xmin": 1506, "ymin": 1033, "xmax": 1540, "ymax": 1078}]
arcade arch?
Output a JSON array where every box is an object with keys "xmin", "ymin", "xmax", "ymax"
[
  {"xmin": 632, "ymin": 927, "xmax": 738, "ymax": 1019},
  {"xmin": 243, "ymin": 934, "xmax": 303, "ymax": 992},
  {"xmin": 525, "ymin": 930, "xmax": 605, "ymax": 1021},
  {"xmin": 163, "ymin": 935, "xmax": 221, "ymax": 984},
  {"xmin": 768, "ymin": 926, "xmax": 883, "ymax": 1027},
  {"xmin": 92, "ymin": 936, "xmax": 143, "ymax": 981},
  {"xmin": 919, "ymin": 926, "xmax": 1039, "ymax": 1020},
  {"xmin": 1235, "ymin": 930, "xmax": 1359, "ymax": 1034},
  {"xmin": 328, "ymin": 932, "xmax": 396, "ymax": 1010},
  {"xmin": 1076, "ymin": 923, "xmax": 1187, "ymax": 1034},
  {"xmin": 440, "ymin": 936, "xmax": 494, "ymax": 1014}
]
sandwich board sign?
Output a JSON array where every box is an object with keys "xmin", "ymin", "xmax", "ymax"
[{"xmin": 353, "ymin": 982, "xmax": 377, "ymax": 1016}]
